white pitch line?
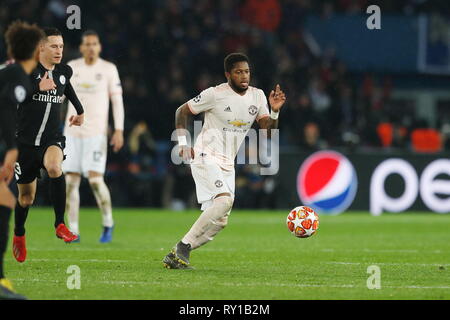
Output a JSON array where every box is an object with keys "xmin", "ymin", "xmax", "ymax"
[
  {"xmin": 319, "ymin": 249, "xmax": 444, "ymax": 254},
  {"xmin": 24, "ymin": 247, "xmax": 446, "ymax": 254},
  {"xmin": 13, "ymin": 259, "xmax": 449, "ymax": 267},
  {"xmin": 325, "ymin": 262, "xmax": 450, "ymax": 267},
  {"xmin": 24, "ymin": 258, "xmax": 130, "ymax": 263},
  {"xmin": 10, "ymin": 278, "xmax": 450, "ymax": 290}
]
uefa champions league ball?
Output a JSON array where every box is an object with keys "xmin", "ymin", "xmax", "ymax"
[{"xmin": 286, "ymin": 206, "xmax": 319, "ymax": 238}]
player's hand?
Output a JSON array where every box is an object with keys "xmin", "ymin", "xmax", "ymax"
[
  {"xmin": 39, "ymin": 71, "xmax": 56, "ymax": 91},
  {"xmin": 179, "ymin": 146, "xmax": 194, "ymax": 162},
  {"xmin": 69, "ymin": 113, "xmax": 84, "ymax": 127},
  {"xmin": 0, "ymin": 165, "xmax": 14, "ymax": 184},
  {"xmin": 269, "ymin": 84, "xmax": 286, "ymax": 112},
  {"xmin": 110, "ymin": 130, "xmax": 124, "ymax": 153},
  {"xmin": 0, "ymin": 148, "xmax": 18, "ymax": 184}
]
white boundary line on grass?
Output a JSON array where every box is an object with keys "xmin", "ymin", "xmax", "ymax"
[
  {"xmin": 24, "ymin": 258, "xmax": 130, "ymax": 263},
  {"xmin": 319, "ymin": 248, "xmax": 444, "ymax": 254},
  {"xmin": 10, "ymin": 278, "xmax": 450, "ymax": 290},
  {"xmin": 24, "ymin": 247, "xmax": 445, "ymax": 254},
  {"xmin": 14, "ymin": 258, "xmax": 449, "ymax": 267},
  {"xmin": 325, "ymin": 262, "xmax": 450, "ymax": 267}
]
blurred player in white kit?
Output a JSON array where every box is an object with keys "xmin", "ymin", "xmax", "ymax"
[{"xmin": 63, "ymin": 30, "xmax": 124, "ymax": 243}]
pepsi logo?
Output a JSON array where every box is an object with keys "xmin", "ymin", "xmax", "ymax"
[{"xmin": 297, "ymin": 151, "xmax": 357, "ymax": 215}]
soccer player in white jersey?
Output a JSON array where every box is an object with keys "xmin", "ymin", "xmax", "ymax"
[
  {"xmin": 63, "ymin": 30, "xmax": 124, "ymax": 243},
  {"xmin": 163, "ymin": 53, "xmax": 286, "ymax": 269}
]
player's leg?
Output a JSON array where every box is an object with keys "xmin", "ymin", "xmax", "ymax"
[
  {"xmin": 163, "ymin": 193, "xmax": 233, "ymax": 269},
  {"xmin": 14, "ymin": 180, "xmax": 36, "ymax": 236},
  {"xmin": 84, "ymin": 135, "xmax": 113, "ymax": 243},
  {"xmin": 13, "ymin": 179, "xmax": 36, "ymax": 262},
  {"xmin": 0, "ymin": 182, "xmax": 26, "ymax": 299},
  {"xmin": 43, "ymin": 145, "xmax": 77, "ymax": 242},
  {"xmin": 88, "ymin": 171, "xmax": 114, "ymax": 242},
  {"xmin": 181, "ymin": 192, "xmax": 233, "ymax": 249},
  {"xmin": 65, "ymin": 173, "xmax": 81, "ymax": 236},
  {"xmin": 43, "ymin": 145, "xmax": 65, "ymax": 226},
  {"xmin": 163, "ymin": 163, "xmax": 234, "ymax": 269},
  {"xmin": 193, "ymin": 168, "xmax": 235, "ymax": 246},
  {"xmin": 62, "ymin": 134, "xmax": 83, "ymax": 237},
  {"xmin": 0, "ymin": 182, "xmax": 16, "ymax": 278},
  {"xmin": 182, "ymin": 166, "xmax": 235, "ymax": 250}
]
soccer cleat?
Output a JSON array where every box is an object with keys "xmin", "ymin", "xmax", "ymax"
[
  {"xmin": 0, "ymin": 279, "xmax": 26, "ymax": 300},
  {"xmin": 12, "ymin": 235, "xmax": 27, "ymax": 263},
  {"xmin": 55, "ymin": 223, "xmax": 79, "ymax": 243},
  {"xmin": 71, "ymin": 234, "xmax": 80, "ymax": 243},
  {"xmin": 162, "ymin": 242, "xmax": 193, "ymax": 269},
  {"xmin": 99, "ymin": 226, "xmax": 114, "ymax": 243}
]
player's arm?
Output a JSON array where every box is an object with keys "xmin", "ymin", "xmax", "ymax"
[
  {"xmin": 0, "ymin": 104, "xmax": 18, "ymax": 183},
  {"xmin": 175, "ymin": 88, "xmax": 215, "ymax": 162},
  {"xmin": 65, "ymin": 82, "xmax": 84, "ymax": 126},
  {"xmin": 64, "ymin": 66, "xmax": 84, "ymax": 126},
  {"xmin": 175, "ymin": 104, "xmax": 195, "ymax": 161},
  {"xmin": 175, "ymin": 87, "xmax": 216, "ymax": 162},
  {"xmin": 109, "ymin": 65, "xmax": 125, "ymax": 153},
  {"xmin": 0, "ymin": 72, "xmax": 26, "ymax": 183},
  {"xmin": 257, "ymin": 84, "xmax": 286, "ymax": 132}
]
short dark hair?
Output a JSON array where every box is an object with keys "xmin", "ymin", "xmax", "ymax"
[
  {"xmin": 82, "ymin": 29, "xmax": 99, "ymax": 39},
  {"xmin": 5, "ymin": 20, "xmax": 44, "ymax": 61},
  {"xmin": 224, "ymin": 53, "xmax": 249, "ymax": 73},
  {"xmin": 43, "ymin": 27, "xmax": 62, "ymax": 38}
]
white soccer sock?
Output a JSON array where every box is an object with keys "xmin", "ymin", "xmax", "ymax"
[
  {"xmin": 182, "ymin": 196, "xmax": 233, "ymax": 249},
  {"xmin": 89, "ymin": 176, "xmax": 114, "ymax": 228},
  {"xmin": 66, "ymin": 174, "xmax": 81, "ymax": 235}
]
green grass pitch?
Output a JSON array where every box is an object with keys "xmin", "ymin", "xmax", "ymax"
[{"xmin": 4, "ymin": 208, "xmax": 449, "ymax": 300}]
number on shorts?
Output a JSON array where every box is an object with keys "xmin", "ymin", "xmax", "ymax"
[
  {"xmin": 93, "ymin": 151, "xmax": 102, "ymax": 162},
  {"xmin": 14, "ymin": 162, "xmax": 22, "ymax": 180}
]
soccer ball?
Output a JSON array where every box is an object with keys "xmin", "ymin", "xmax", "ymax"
[{"xmin": 286, "ymin": 206, "xmax": 319, "ymax": 238}]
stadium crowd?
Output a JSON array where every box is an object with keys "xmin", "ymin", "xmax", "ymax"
[{"xmin": 1, "ymin": 0, "xmax": 448, "ymax": 208}]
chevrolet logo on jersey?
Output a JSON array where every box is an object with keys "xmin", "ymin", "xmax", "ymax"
[
  {"xmin": 228, "ymin": 119, "xmax": 250, "ymax": 128},
  {"xmin": 79, "ymin": 82, "xmax": 95, "ymax": 89}
]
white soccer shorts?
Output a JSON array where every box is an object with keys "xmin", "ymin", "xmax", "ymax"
[
  {"xmin": 190, "ymin": 162, "xmax": 235, "ymax": 211},
  {"xmin": 63, "ymin": 134, "xmax": 108, "ymax": 177}
]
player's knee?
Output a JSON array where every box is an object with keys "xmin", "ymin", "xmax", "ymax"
[
  {"xmin": 19, "ymin": 194, "xmax": 34, "ymax": 207},
  {"xmin": 46, "ymin": 163, "xmax": 62, "ymax": 177},
  {"xmin": 214, "ymin": 196, "xmax": 233, "ymax": 213},
  {"xmin": 88, "ymin": 177, "xmax": 103, "ymax": 192},
  {"xmin": 66, "ymin": 175, "xmax": 81, "ymax": 190}
]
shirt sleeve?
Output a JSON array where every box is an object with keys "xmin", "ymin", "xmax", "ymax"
[
  {"xmin": 186, "ymin": 87, "xmax": 215, "ymax": 115},
  {"xmin": 65, "ymin": 81, "xmax": 84, "ymax": 115},
  {"xmin": 0, "ymin": 103, "xmax": 17, "ymax": 150},
  {"xmin": 256, "ymin": 89, "xmax": 270, "ymax": 121},
  {"xmin": 110, "ymin": 93, "xmax": 125, "ymax": 131},
  {"xmin": 108, "ymin": 64, "xmax": 123, "ymax": 96},
  {"xmin": 65, "ymin": 64, "xmax": 74, "ymax": 78},
  {"xmin": 3, "ymin": 68, "xmax": 28, "ymax": 106}
]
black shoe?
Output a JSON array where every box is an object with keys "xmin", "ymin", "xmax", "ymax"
[{"xmin": 162, "ymin": 242, "xmax": 193, "ymax": 269}]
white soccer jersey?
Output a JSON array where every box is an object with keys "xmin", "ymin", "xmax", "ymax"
[
  {"xmin": 187, "ymin": 83, "xmax": 270, "ymax": 171},
  {"xmin": 64, "ymin": 58, "xmax": 123, "ymax": 138}
]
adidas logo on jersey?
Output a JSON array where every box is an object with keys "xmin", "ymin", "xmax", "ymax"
[{"xmin": 224, "ymin": 106, "xmax": 231, "ymax": 112}]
